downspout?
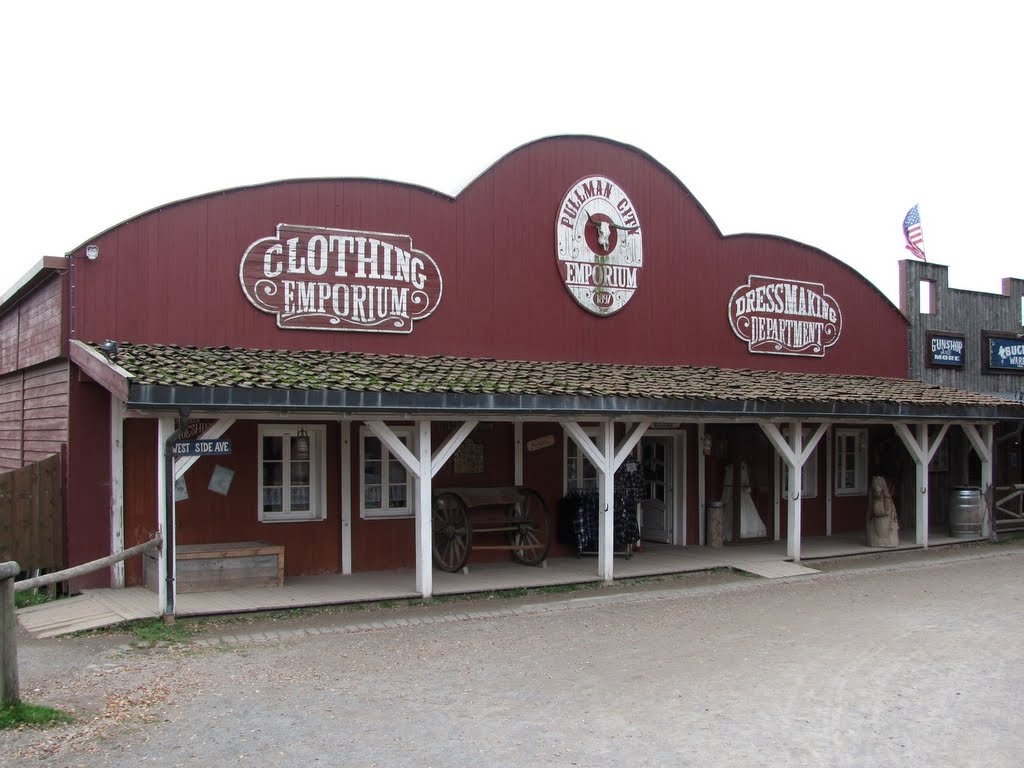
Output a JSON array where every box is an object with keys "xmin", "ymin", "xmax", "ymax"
[{"xmin": 162, "ymin": 409, "xmax": 190, "ymax": 622}]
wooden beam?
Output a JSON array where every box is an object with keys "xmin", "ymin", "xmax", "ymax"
[
  {"xmin": 415, "ymin": 421, "xmax": 433, "ymax": 598},
  {"xmin": 597, "ymin": 422, "xmax": 615, "ymax": 581},
  {"xmin": 174, "ymin": 418, "xmax": 236, "ymax": 480},
  {"xmin": 341, "ymin": 419, "xmax": 352, "ymax": 575},
  {"xmin": 14, "ymin": 536, "xmax": 162, "ymax": 592},
  {"xmin": 365, "ymin": 420, "xmax": 422, "ymax": 479},
  {"xmin": 430, "ymin": 420, "xmax": 477, "ymax": 478},
  {"xmin": 110, "ymin": 395, "xmax": 125, "ymax": 588},
  {"xmin": 69, "ymin": 340, "xmax": 131, "ymax": 402},
  {"xmin": 562, "ymin": 420, "xmax": 609, "ymax": 473}
]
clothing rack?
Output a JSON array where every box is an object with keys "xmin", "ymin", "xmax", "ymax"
[{"xmin": 560, "ymin": 460, "xmax": 649, "ymax": 558}]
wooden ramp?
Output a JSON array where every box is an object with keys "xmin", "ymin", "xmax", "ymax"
[
  {"xmin": 729, "ymin": 560, "xmax": 819, "ymax": 578},
  {"xmin": 17, "ymin": 587, "xmax": 158, "ymax": 638}
]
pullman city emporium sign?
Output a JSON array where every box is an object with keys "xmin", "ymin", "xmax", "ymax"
[
  {"xmin": 556, "ymin": 176, "xmax": 643, "ymax": 316},
  {"xmin": 240, "ymin": 224, "xmax": 443, "ymax": 332},
  {"xmin": 728, "ymin": 275, "xmax": 843, "ymax": 357}
]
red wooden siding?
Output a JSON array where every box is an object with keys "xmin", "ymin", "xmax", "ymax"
[
  {"xmin": 172, "ymin": 421, "xmax": 341, "ymax": 578},
  {"xmin": 66, "ymin": 376, "xmax": 110, "ymax": 589},
  {"xmin": 23, "ymin": 362, "xmax": 70, "ymax": 463},
  {"xmin": 67, "ymin": 137, "xmax": 909, "ymax": 378},
  {"xmin": 0, "ymin": 362, "xmax": 69, "ymax": 471},
  {"xmin": 0, "ymin": 275, "xmax": 64, "ymax": 375},
  {"xmin": 123, "ymin": 418, "xmax": 157, "ymax": 587},
  {"xmin": 0, "ymin": 374, "xmax": 24, "ymax": 470},
  {"xmin": 0, "ymin": 311, "xmax": 18, "ymax": 374}
]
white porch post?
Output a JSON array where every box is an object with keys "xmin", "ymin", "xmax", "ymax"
[
  {"xmin": 366, "ymin": 419, "xmax": 478, "ymax": 599},
  {"xmin": 415, "ymin": 421, "xmax": 433, "ymax": 597},
  {"xmin": 156, "ymin": 415, "xmax": 175, "ymax": 616},
  {"xmin": 697, "ymin": 422, "xmax": 707, "ymax": 546},
  {"xmin": 597, "ymin": 422, "xmax": 615, "ymax": 580},
  {"xmin": 562, "ymin": 420, "xmax": 650, "ymax": 580},
  {"xmin": 110, "ymin": 395, "xmax": 125, "ymax": 588},
  {"xmin": 514, "ymin": 420, "xmax": 524, "ymax": 486},
  {"xmin": 963, "ymin": 424, "xmax": 995, "ymax": 538},
  {"xmin": 761, "ymin": 421, "xmax": 827, "ymax": 562},
  {"xmin": 341, "ymin": 419, "xmax": 352, "ymax": 575},
  {"xmin": 894, "ymin": 423, "xmax": 949, "ymax": 548}
]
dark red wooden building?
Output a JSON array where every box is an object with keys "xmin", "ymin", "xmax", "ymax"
[{"xmin": 2, "ymin": 136, "xmax": 1019, "ymax": 615}]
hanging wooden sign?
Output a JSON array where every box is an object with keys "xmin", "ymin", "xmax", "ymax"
[
  {"xmin": 728, "ymin": 275, "xmax": 843, "ymax": 357},
  {"xmin": 556, "ymin": 176, "xmax": 643, "ymax": 316},
  {"xmin": 240, "ymin": 223, "xmax": 443, "ymax": 333}
]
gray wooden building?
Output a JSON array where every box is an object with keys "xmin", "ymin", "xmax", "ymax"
[{"xmin": 900, "ymin": 259, "xmax": 1024, "ymax": 530}]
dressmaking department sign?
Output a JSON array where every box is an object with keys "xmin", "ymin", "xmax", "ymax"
[{"xmin": 728, "ymin": 275, "xmax": 843, "ymax": 357}]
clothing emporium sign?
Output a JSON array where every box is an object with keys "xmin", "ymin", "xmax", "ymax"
[
  {"xmin": 927, "ymin": 333, "xmax": 965, "ymax": 368},
  {"xmin": 986, "ymin": 333, "xmax": 1024, "ymax": 372},
  {"xmin": 240, "ymin": 224, "xmax": 442, "ymax": 333},
  {"xmin": 728, "ymin": 275, "xmax": 843, "ymax": 357},
  {"xmin": 556, "ymin": 176, "xmax": 643, "ymax": 316}
]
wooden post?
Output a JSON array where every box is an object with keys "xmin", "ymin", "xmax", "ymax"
[{"xmin": 1, "ymin": 560, "xmax": 20, "ymax": 706}]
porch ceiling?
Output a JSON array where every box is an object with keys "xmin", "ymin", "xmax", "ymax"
[{"xmin": 82, "ymin": 341, "xmax": 1024, "ymax": 421}]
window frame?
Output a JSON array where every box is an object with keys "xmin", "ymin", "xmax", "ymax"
[
  {"xmin": 257, "ymin": 424, "xmax": 326, "ymax": 523},
  {"xmin": 834, "ymin": 428, "xmax": 868, "ymax": 496},
  {"xmin": 360, "ymin": 425, "xmax": 415, "ymax": 520},
  {"xmin": 564, "ymin": 426, "xmax": 599, "ymax": 493}
]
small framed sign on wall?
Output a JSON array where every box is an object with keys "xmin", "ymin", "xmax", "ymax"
[
  {"xmin": 926, "ymin": 332, "xmax": 965, "ymax": 368},
  {"xmin": 984, "ymin": 331, "xmax": 1024, "ymax": 373}
]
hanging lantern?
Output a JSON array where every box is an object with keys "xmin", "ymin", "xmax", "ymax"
[{"xmin": 294, "ymin": 426, "xmax": 310, "ymax": 460}]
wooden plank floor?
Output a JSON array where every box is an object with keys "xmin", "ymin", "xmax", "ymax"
[{"xmin": 16, "ymin": 532, "xmax": 981, "ymax": 637}]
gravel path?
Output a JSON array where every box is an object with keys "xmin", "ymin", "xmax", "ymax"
[{"xmin": 4, "ymin": 543, "xmax": 1023, "ymax": 767}]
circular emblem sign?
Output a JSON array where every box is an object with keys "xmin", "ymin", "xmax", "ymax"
[{"xmin": 556, "ymin": 176, "xmax": 643, "ymax": 316}]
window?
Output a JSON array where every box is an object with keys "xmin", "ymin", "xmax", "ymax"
[
  {"xmin": 835, "ymin": 428, "xmax": 867, "ymax": 495},
  {"xmin": 781, "ymin": 431, "xmax": 818, "ymax": 499},
  {"xmin": 258, "ymin": 424, "xmax": 326, "ymax": 522},
  {"xmin": 919, "ymin": 279, "xmax": 934, "ymax": 314},
  {"xmin": 565, "ymin": 427, "xmax": 598, "ymax": 492},
  {"xmin": 361, "ymin": 426, "xmax": 414, "ymax": 519}
]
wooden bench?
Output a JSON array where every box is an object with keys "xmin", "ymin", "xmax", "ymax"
[{"xmin": 144, "ymin": 541, "xmax": 285, "ymax": 593}]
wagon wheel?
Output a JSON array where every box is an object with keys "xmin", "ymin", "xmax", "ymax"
[
  {"xmin": 507, "ymin": 489, "xmax": 551, "ymax": 566},
  {"xmin": 432, "ymin": 493, "xmax": 472, "ymax": 572}
]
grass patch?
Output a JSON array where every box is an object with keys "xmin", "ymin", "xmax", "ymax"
[
  {"xmin": 125, "ymin": 617, "xmax": 198, "ymax": 646},
  {"xmin": 992, "ymin": 533, "xmax": 1024, "ymax": 545},
  {"xmin": 0, "ymin": 701, "xmax": 74, "ymax": 730},
  {"xmin": 14, "ymin": 590, "xmax": 54, "ymax": 609}
]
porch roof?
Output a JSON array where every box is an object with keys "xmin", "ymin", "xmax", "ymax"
[{"xmin": 76, "ymin": 341, "xmax": 1024, "ymax": 421}]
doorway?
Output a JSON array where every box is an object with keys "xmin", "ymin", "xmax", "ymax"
[{"xmin": 639, "ymin": 433, "xmax": 685, "ymax": 544}]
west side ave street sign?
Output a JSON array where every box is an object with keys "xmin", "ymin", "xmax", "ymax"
[{"xmin": 171, "ymin": 439, "xmax": 233, "ymax": 457}]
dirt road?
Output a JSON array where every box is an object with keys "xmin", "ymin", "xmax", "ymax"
[{"xmin": 5, "ymin": 543, "xmax": 1023, "ymax": 767}]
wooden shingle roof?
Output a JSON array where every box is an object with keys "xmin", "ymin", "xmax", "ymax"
[{"xmin": 87, "ymin": 342, "xmax": 1024, "ymax": 421}]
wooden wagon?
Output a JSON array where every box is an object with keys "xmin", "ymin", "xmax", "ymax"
[{"xmin": 431, "ymin": 486, "xmax": 551, "ymax": 572}]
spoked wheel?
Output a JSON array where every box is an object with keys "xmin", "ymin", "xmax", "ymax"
[
  {"xmin": 432, "ymin": 493, "xmax": 472, "ymax": 572},
  {"xmin": 507, "ymin": 489, "xmax": 551, "ymax": 566}
]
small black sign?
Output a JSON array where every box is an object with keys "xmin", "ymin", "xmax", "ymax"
[
  {"xmin": 926, "ymin": 333, "xmax": 965, "ymax": 368},
  {"xmin": 986, "ymin": 333, "xmax": 1024, "ymax": 373},
  {"xmin": 172, "ymin": 439, "xmax": 233, "ymax": 457}
]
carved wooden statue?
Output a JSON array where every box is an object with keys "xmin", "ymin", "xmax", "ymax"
[{"xmin": 866, "ymin": 475, "xmax": 899, "ymax": 548}]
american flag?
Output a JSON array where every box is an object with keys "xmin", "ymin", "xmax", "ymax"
[{"xmin": 903, "ymin": 204, "xmax": 926, "ymax": 261}]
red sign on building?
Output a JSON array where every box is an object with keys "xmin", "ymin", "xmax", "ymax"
[
  {"xmin": 728, "ymin": 275, "xmax": 843, "ymax": 357},
  {"xmin": 239, "ymin": 224, "xmax": 443, "ymax": 333}
]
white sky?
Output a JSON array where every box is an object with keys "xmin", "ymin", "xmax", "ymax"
[{"xmin": 2, "ymin": 1, "xmax": 1021, "ymax": 305}]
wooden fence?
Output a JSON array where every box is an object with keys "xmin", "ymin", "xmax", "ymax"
[{"xmin": 0, "ymin": 451, "xmax": 64, "ymax": 572}]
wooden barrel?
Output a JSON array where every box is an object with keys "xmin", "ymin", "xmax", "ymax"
[
  {"xmin": 707, "ymin": 501, "xmax": 725, "ymax": 548},
  {"xmin": 948, "ymin": 487, "xmax": 983, "ymax": 538}
]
